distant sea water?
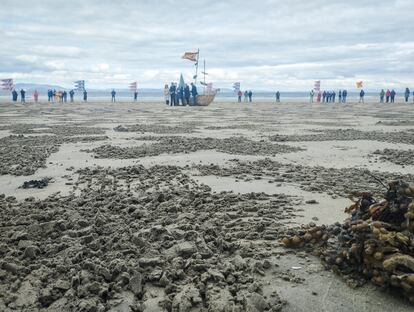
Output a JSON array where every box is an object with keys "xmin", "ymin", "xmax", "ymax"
[{"xmin": 0, "ymin": 91, "xmax": 393, "ymax": 103}]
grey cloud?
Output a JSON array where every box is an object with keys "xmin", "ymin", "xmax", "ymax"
[{"xmin": 0, "ymin": 0, "xmax": 413, "ymax": 90}]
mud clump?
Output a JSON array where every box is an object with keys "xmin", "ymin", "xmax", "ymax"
[
  {"xmin": 0, "ymin": 124, "xmax": 107, "ymax": 136},
  {"xmin": 270, "ymin": 128, "xmax": 414, "ymax": 145},
  {"xmin": 114, "ymin": 123, "xmax": 196, "ymax": 134},
  {"xmin": 0, "ymin": 165, "xmax": 295, "ymax": 311},
  {"xmin": 371, "ymin": 149, "xmax": 414, "ymax": 166},
  {"xmin": 87, "ymin": 136, "xmax": 303, "ymax": 159},
  {"xmin": 0, "ymin": 135, "xmax": 108, "ymax": 176},
  {"xmin": 194, "ymin": 158, "xmax": 414, "ymax": 198}
]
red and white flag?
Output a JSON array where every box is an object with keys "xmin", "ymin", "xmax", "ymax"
[
  {"xmin": 182, "ymin": 51, "xmax": 199, "ymax": 62},
  {"xmin": 1, "ymin": 78, "xmax": 14, "ymax": 90}
]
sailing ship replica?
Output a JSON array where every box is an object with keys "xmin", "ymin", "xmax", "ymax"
[{"xmin": 182, "ymin": 50, "xmax": 218, "ymax": 106}]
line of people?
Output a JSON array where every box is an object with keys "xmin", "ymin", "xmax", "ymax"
[
  {"xmin": 237, "ymin": 90, "xmax": 253, "ymax": 103},
  {"xmin": 309, "ymin": 90, "xmax": 348, "ymax": 103},
  {"xmin": 164, "ymin": 83, "xmax": 198, "ymax": 106}
]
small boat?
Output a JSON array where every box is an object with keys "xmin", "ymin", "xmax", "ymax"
[{"xmin": 196, "ymin": 90, "xmax": 217, "ymax": 106}]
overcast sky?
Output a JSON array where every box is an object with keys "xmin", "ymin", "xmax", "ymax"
[{"xmin": 0, "ymin": 0, "xmax": 413, "ymax": 90}]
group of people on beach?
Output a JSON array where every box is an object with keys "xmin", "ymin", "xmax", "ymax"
[
  {"xmin": 237, "ymin": 90, "xmax": 253, "ymax": 103},
  {"xmin": 309, "ymin": 90, "xmax": 348, "ymax": 103},
  {"xmin": 164, "ymin": 83, "xmax": 198, "ymax": 106},
  {"xmin": 308, "ymin": 88, "xmax": 413, "ymax": 104},
  {"xmin": 11, "ymin": 89, "xmax": 29, "ymax": 103}
]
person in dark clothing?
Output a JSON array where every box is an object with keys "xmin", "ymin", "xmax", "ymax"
[
  {"xmin": 184, "ymin": 84, "xmax": 190, "ymax": 105},
  {"xmin": 332, "ymin": 91, "xmax": 336, "ymax": 103},
  {"xmin": 248, "ymin": 90, "xmax": 252, "ymax": 102},
  {"xmin": 12, "ymin": 90, "xmax": 18, "ymax": 102},
  {"xmin": 322, "ymin": 91, "xmax": 326, "ymax": 103},
  {"xmin": 83, "ymin": 90, "xmax": 88, "ymax": 102},
  {"xmin": 380, "ymin": 89, "xmax": 385, "ymax": 103},
  {"xmin": 404, "ymin": 88, "xmax": 410, "ymax": 103},
  {"xmin": 47, "ymin": 89, "xmax": 52, "ymax": 102},
  {"xmin": 111, "ymin": 89, "xmax": 116, "ymax": 102},
  {"xmin": 359, "ymin": 89, "xmax": 365, "ymax": 103},
  {"xmin": 63, "ymin": 91, "xmax": 67, "ymax": 102},
  {"xmin": 134, "ymin": 91, "xmax": 138, "ymax": 102},
  {"xmin": 342, "ymin": 90, "xmax": 347, "ymax": 103},
  {"xmin": 69, "ymin": 90, "xmax": 75, "ymax": 102},
  {"xmin": 20, "ymin": 89, "xmax": 26, "ymax": 103},
  {"xmin": 169, "ymin": 83, "xmax": 176, "ymax": 106},
  {"xmin": 338, "ymin": 90, "xmax": 342, "ymax": 103},
  {"xmin": 191, "ymin": 83, "xmax": 198, "ymax": 105},
  {"xmin": 276, "ymin": 91, "xmax": 280, "ymax": 102},
  {"xmin": 390, "ymin": 89, "xmax": 396, "ymax": 103}
]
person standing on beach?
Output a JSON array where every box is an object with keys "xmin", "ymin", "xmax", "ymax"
[
  {"xmin": 342, "ymin": 90, "xmax": 347, "ymax": 103},
  {"xmin": 169, "ymin": 83, "xmax": 176, "ymax": 106},
  {"xmin": 111, "ymin": 89, "xmax": 116, "ymax": 102},
  {"xmin": 184, "ymin": 84, "xmax": 190, "ymax": 105},
  {"xmin": 386, "ymin": 89, "xmax": 391, "ymax": 103},
  {"xmin": 83, "ymin": 90, "xmax": 88, "ymax": 102},
  {"xmin": 244, "ymin": 91, "xmax": 248, "ymax": 102},
  {"xmin": 134, "ymin": 90, "xmax": 138, "ymax": 102},
  {"xmin": 332, "ymin": 91, "xmax": 336, "ymax": 103},
  {"xmin": 237, "ymin": 90, "xmax": 242, "ymax": 103},
  {"xmin": 33, "ymin": 90, "xmax": 39, "ymax": 102},
  {"xmin": 322, "ymin": 91, "xmax": 326, "ymax": 103},
  {"xmin": 69, "ymin": 90, "xmax": 74, "ymax": 102},
  {"xmin": 309, "ymin": 90, "xmax": 314, "ymax": 103},
  {"xmin": 248, "ymin": 90, "xmax": 253, "ymax": 102},
  {"xmin": 338, "ymin": 90, "xmax": 342, "ymax": 103},
  {"xmin": 380, "ymin": 89, "xmax": 385, "ymax": 103},
  {"xmin": 276, "ymin": 91, "xmax": 280, "ymax": 102},
  {"xmin": 191, "ymin": 83, "xmax": 198, "ymax": 105},
  {"xmin": 164, "ymin": 84, "xmax": 170, "ymax": 105},
  {"xmin": 405, "ymin": 88, "xmax": 410, "ymax": 103},
  {"xmin": 63, "ymin": 91, "xmax": 68, "ymax": 102},
  {"xmin": 12, "ymin": 89, "xmax": 18, "ymax": 102},
  {"xmin": 390, "ymin": 89, "xmax": 396, "ymax": 103},
  {"xmin": 20, "ymin": 89, "xmax": 26, "ymax": 103},
  {"xmin": 359, "ymin": 89, "xmax": 365, "ymax": 103},
  {"xmin": 317, "ymin": 91, "xmax": 321, "ymax": 102}
]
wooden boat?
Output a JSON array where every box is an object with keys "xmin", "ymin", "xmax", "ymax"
[{"xmin": 196, "ymin": 90, "xmax": 217, "ymax": 106}]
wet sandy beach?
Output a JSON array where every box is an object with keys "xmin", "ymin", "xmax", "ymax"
[{"xmin": 0, "ymin": 100, "xmax": 413, "ymax": 311}]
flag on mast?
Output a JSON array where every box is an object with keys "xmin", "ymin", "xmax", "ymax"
[
  {"xmin": 356, "ymin": 81, "xmax": 363, "ymax": 89},
  {"xmin": 1, "ymin": 78, "xmax": 14, "ymax": 91},
  {"xmin": 182, "ymin": 51, "xmax": 199, "ymax": 62},
  {"xmin": 233, "ymin": 82, "xmax": 241, "ymax": 93},
  {"xmin": 74, "ymin": 80, "xmax": 85, "ymax": 91},
  {"xmin": 129, "ymin": 82, "xmax": 137, "ymax": 91},
  {"xmin": 314, "ymin": 81, "xmax": 321, "ymax": 91}
]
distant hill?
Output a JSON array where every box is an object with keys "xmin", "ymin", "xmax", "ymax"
[{"xmin": 13, "ymin": 83, "xmax": 67, "ymax": 92}]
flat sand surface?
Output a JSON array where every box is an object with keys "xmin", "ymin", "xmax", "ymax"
[{"xmin": 0, "ymin": 100, "xmax": 413, "ymax": 311}]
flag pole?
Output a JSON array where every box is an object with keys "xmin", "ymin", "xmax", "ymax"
[
  {"xmin": 194, "ymin": 49, "xmax": 200, "ymax": 84},
  {"xmin": 203, "ymin": 60, "xmax": 206, "ymax": 93}
]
